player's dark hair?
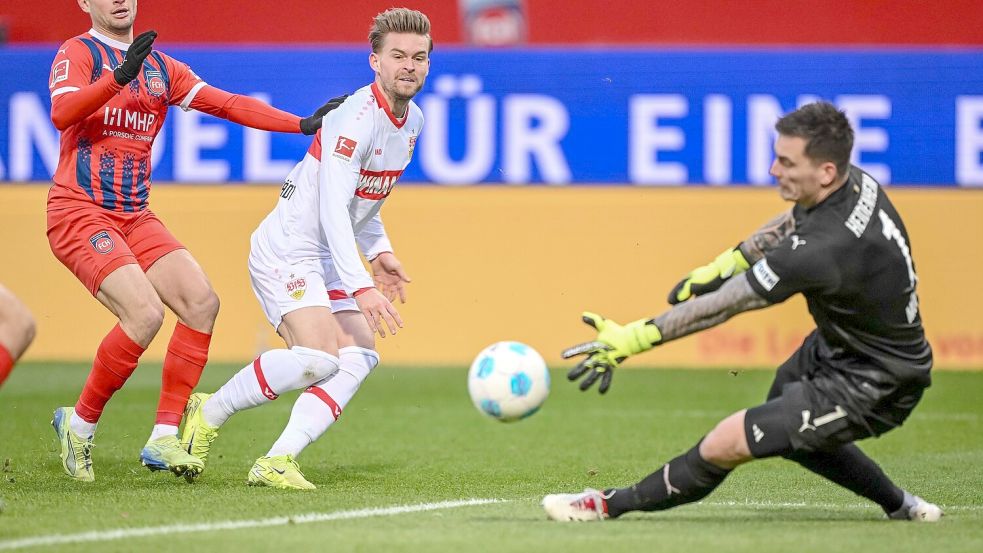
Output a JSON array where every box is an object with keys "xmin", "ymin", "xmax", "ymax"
[
  {"xmin": 369, "ymin": 8, "xmax": 433, "ymax": 54},
  {"xmin": 775, "ymin": 102, "xmax": 854, "ymax": 179}
]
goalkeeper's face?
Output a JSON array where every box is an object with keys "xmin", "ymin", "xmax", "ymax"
[
  {"xmin": 770, "ymin": 135, "xmax": 838, "ymax": 208},
  {"xmin": 371, "ymin": 33, "xmax": 431, "ymax": 104}
]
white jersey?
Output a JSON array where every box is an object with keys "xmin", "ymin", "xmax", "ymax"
[{"xmin": 251, "ymin": 83, "xmax": 423, "ymax": 294}]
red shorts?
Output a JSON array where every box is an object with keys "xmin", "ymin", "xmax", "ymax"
[{"xmin": 47, "ymin": 189, "xmax": 185, "ymax": 296}]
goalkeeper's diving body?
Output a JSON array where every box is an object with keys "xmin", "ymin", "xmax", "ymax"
[{"xmin": 543, "ymin": 102, "xmax": 942, "ymax": 522}]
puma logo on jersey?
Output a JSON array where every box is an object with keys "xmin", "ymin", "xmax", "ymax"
[{"xmin": 791, "ymin": 235, "xmax": 807, "ymax": 250}]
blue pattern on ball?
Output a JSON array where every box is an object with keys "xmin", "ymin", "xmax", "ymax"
[
  {"xmin": 510, "ymin": 372, "xmax": 532, "ymax": 396},
  {"xmin": 480, "ymin": 399, "xmax": 502, "ymax": 417},
  {"xmin": 508, "ymin": 342, "xmax": 528, "ymax": 355},
  {"xmin": 476, "ymin": 356, "xmax": 494, "ymax": 379}
]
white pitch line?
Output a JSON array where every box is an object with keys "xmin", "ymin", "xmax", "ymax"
[
  {"xmin": 0, "ymin": 498, "xmax": 505, "ymax": 551},
  {"xmin": 700, "ymin": 499, "xmax": 983, "ymax": 512}
]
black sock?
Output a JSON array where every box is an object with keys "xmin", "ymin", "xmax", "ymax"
[
  {"xmin": 786, "ymin": 444, "xmax": 904, "ymax": 513},
  {"xmin": 605, "ymin": 442, "xmax": 731, "ymax": 518}
]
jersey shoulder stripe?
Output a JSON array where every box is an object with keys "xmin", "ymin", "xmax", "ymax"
[{"xmin": 76, "ymin": 38, "xmax": 105, "ymax": 84}]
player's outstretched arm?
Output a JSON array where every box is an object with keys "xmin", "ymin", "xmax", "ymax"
[
  {"xmin": 667, "ymin": 209, "xmax": 794, "ymax": 304},
  {"xmin": 654, "ymin": 274, "xmax": 770, "ymax": 343},
  {"xmin": 565, "ymin": 276, "xmax": 770, "ymax": 393},
  {"xmin": 189, "ymin": 89, "xmax": 347, "ymax": 135},
  {"xmin": 738, "ymin": 209, "xmax": 796, "ymax": 264}
]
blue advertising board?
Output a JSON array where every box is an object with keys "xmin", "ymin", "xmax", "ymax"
[{"xmin": 1, "ymin": 47, "xmax": 982, "ymax": 185}]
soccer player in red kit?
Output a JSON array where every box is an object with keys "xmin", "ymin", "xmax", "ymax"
[{"xmin": 47, "ymin": 0, "xmax": 340, "ymax": 482}]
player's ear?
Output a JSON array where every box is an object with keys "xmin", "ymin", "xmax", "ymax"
[
  {"xmin": 369, "ymin": 52, "xmax": 380, "ymax": 73},
  {"xmin": 820, "ymin": 161, "xmax": 838, "ymax": 186},
  {"xmin": 78, "ymin": 0, "xmax": 91, "ymax": 14}
]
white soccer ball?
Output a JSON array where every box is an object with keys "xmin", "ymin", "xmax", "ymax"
[{"xmin": 467, "ymin": 341, "xmax": 550, "ymax": 422}]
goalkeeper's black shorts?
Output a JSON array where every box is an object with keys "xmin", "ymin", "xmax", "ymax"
[{"xmin": 744, "ymin": 332, "xmax": 925, "ymax": 457}]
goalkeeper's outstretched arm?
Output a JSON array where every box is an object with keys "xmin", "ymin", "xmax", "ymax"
[
  {"xmin": 668, "ymin": 209, "xmax": 795, "ymax": 304},
  {"xmin": 738, "ymin": 209, "xmax": 796, "ymax": 264},
  {"xmin": 564, "ymin": 276, "xmax": 771, "ymax": 393},
  {"xmin": 654, "ymin": 275, "xmax": 770, "ymax": 343}
]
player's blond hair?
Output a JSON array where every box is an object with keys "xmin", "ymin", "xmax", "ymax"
[{"xmin": 369, "ymin": 8, "xmax": 432, "ymax": 53}]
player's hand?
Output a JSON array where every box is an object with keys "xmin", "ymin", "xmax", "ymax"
[
  {"xmin": 667, "ymin": 246, "xmax": 750, "ymax": 304},
  {"xmin": 355, "ymin": 287, "xmax": 403, "ymax": 338},
  {"xmin": 300, "ymin": 94, "xmax": 349, "ymax": 135},
  {"xmin": 370, "ymin": 252, "xmax": 411, "ymax": 304},
  {"xmin": 114, "ymin": 30, "xmax": 158, "ymax": 86},
  {"xmin": 561, "ymin": 312, "xmax": 662, "ymax": 394}
]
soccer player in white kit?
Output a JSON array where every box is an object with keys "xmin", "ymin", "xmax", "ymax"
[{"xmin": 180, "ymin": 8, "xmax": 431, "ymax": 489}]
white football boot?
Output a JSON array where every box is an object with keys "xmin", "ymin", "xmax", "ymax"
[
  {"xmin": 542, "ymin": 488, "xmax": 610, "ymax": 521},
  {"xmin": 888, "ymin": 491, "xmax": 943, "ymax": 522}
]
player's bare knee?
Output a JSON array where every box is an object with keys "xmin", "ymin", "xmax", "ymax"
[
  {"xmin": 0, "ymin": 301, "xmax": 36, "ymax": 358},
  {"xmin": 701, "ymin": 412, "xmax": 752, "ymax": 468},
  {"xmin": 18, "ymin": 309, "xmax": 37, "ymax": 353},
  {"xmin": 188, "ymin": 289, "xmax": 220, "ymax": 329},
  {"xmin": 120, "ymin": 299, "xmax": 166, "ymax": 344}
]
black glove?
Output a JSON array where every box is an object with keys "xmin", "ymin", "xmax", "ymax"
[
  {"xmin": 300, "ymin": 94, "xmax": 349, "ymax": 135},
  {"xmin": 114, "ymin": 30, "xmax": 158, "ymax": 86}
]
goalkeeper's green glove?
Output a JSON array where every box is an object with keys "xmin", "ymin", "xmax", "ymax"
[
  {"xmin": 667, "ymin": 245, "xmax": 750, "ymax": 304},
  {"xmin": 561, "ymin": 312, "xmax": 662, "ymax": 394}
]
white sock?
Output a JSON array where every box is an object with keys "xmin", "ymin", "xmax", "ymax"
[
  {"xmin": 148, "ymin": 424, "xmax": 178, "ymax": 441},
  {"xmin": 267, "ymin": 347, "xmax": 378, "ymax": 457},
  {"xmin": 202, "ymin": 346, "xmax": 339, "ymax": 428},
  {"xmin": 69, "ymin": 411, "xmax": 96, "ymax": 439}
]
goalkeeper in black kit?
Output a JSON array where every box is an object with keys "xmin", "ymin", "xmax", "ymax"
[{"xmin": 543, "ymin": 102, "xmax": 942, "ymax": 523}]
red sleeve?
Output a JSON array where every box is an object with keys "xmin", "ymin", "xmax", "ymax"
[
  {"xmin": 49, "ymin": 39, "xmax": 123, "ymax": 131},
  {"xmin": 162, "ymin": 54, "xmax": 206, "ymax": 108},
  {"xmin": 187, "ymin": 85, "xmax": 303, "ymax": 134}
]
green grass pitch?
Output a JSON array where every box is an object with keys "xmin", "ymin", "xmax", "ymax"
[{"xmin": 0, "ymin": 362, "xmax": 981, "ymax": 552}]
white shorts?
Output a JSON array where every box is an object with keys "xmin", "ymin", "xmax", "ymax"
[{"xmin": 248, "ymin": 247, "xmax": 359, "ymax": 330}]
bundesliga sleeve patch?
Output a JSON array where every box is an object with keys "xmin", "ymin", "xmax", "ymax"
[
  {"xmin": 50, "ymin": 60, "xmax": 70, "ymax": 89},
  {"xmin": 332, "ymin": 136, "xmax": 357, "ymax": 161},
  {"xmin": 752, "ymin": 259, "xmax": 780, "ymax": 291}
]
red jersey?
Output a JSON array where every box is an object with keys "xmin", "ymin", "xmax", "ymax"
[{"xmin": 48, "ymin": 28, "xmax": 303, "ymax": 213}]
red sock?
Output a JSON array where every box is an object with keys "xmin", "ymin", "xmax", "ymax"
[
  {"xmin": 156, "ymin": 322, "xmax": 211, "ymax": 426},
  {"xmin": 75, "ymin": 324, "xmax": 146, "ymax": 423},
  {"xmin": 0, "ymin": 343, "xmax": 14, "ymax": 389}
]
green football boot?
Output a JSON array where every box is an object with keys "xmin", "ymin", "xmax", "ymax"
[
  {"xmin": 51, "ymin": 407, "xmax": 95, "ymax": 482},
  {"xmin": 247, "ymin": 455, "xmax": 316, "ymax": 490},
  {"xmin": 180, "ymin": 393, "xmax": 220, "ymax": 466},
  {"xmin": 140, "ymin": 435, "xmax": 204, "ymax": 483}
]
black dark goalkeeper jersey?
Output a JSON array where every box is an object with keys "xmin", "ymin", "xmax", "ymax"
[{"xmin": 746, "ymin": 166, "xmax": 932, "ymax": 387}]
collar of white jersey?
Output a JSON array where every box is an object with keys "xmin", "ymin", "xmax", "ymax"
[
  {"xmin": 371, "ymin": 82, "xmax": 408, "ymax": 130},
  {"xmin": 88, "ymin": 28, "xmax": 132, "ymax": 51}
]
